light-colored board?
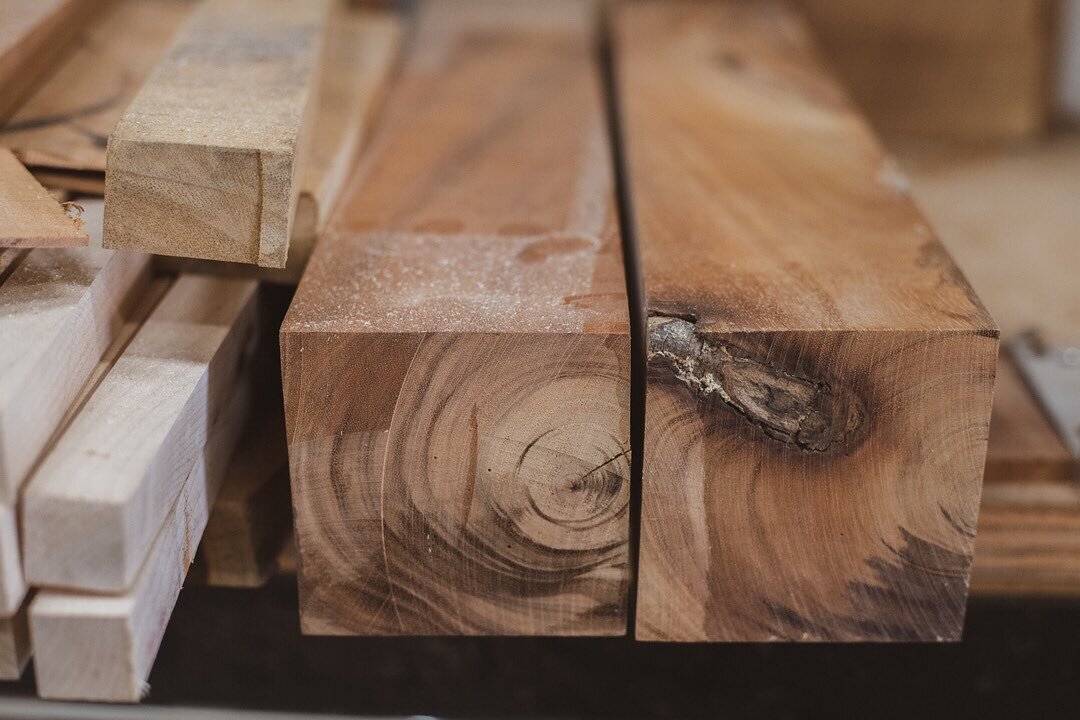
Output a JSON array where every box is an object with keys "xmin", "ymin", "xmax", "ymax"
[
  {"xmin": 795, "ymin": 0, "xmax": 1055, "ymax": 141},
  {"xmin": 0, "ymin": 505, "xmax": 24, "ymax": 618},
  {"xmin": 0, "ymin": 0, "xmax": 194, "ymax": 175},
  {"xmin": 0, "ymin": 199, "xmax": 150, "ymax": 500},
  {"xmin": 23, "ymin": 275, "xmax": 259, "ymax": 592},
  {"xmin": 0, "ymin": 147, "xmax": 86, "ymax": 247},
  {"xmin": 615, "ymin": 1, "xmax": 997, "ymax": 642},
  {"xmin": 0, "ymin": 0, "xmax": 94, "ymax": 123},
  {"xmin": 102, "ymin": 0, "xmax": 332, "ymax": 267},
  {"xmin": 283, "ymin": 0, "xmax": 631, "ymax": 637},
  {"xmin": 31, "ymin": 357, "xmax": 259, "ymax": 702},
  {"xmin": 152, "ymin": 7, "xmax": 402, "ymax": 284},
  {"xmin": 0, "ymin": 595, "xmax": 30, "ymax": 681}
]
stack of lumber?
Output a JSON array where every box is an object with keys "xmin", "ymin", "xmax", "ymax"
[
  {"xmin": 2, "ymin": 0, "xmax": 1076, "ymax": 706},
  {"xmin": 0, "ymin": 0, "xmax": 402, "ymax": 702}
]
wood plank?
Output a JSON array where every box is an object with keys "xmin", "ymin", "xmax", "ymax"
[
  {"xmin": 0, "ymin": 505, "xmax": 24, "ymax": 618},
  {"xmin": 282, "ymin": 0, "xmax": 631, "ymax": 636},
  {"xmin": 0, "ymin": 199, "xmax": 149, "ymax": 500},
  {"xmin": 101, "ymin": 0, "xmax": 332, "ymax": 267},
  {"xmin": 195, "ymin": 399, "xmax": 290, "ymax": 588},
  {"xmin": 0, "ymin": 0, "xmax": 194, "ymax": 175},
  {"xmin": 0, "ymin": 596, "xmax": 30, "ymax": 681},
  {"xmin": 0, "ymin": 147, "xmax": 86, "ymax": 247},
  {"xmin": 615, "ymin": 1, "xmax": 997, "ymax": 642},
  {"xmin": 795, "ymin": 0, "xmax": 1055, "ymax": 141},
  {"xmin": 153, "ymin": 6, "xmax": 403, "ymax": 284},
  {"xmin": 31, "ymin": 352, "xmax": 260, "ymax": 702},
  {"xmin": 0, "ymin": 0, "xmax": 94, "ymax": 123},
  {"xmin": 971, "ymin": 481, "xmax": 1080, "ymax": 596},
  {"xmin": 23, "ymin": 275, "xmax": 259, "ymax": 592}
]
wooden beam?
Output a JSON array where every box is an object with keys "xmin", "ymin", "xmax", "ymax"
[
  {"xmin": 282, "ymin": 0, "xmax": 631, "ymax": 636},
  {"xmin": 154, "ymin": 6, "xmax": 403, "ymax": 284},
  {"xmin": 614, "ymin": 1, "xmax": 997, "ymax": 642},
  {"xmin": 0, "ymin": 200, "xmax": 149, "ymax": 500},
  {"xmin": 102, "ymin": 0, "xmax": 332, "ymax": 267},
  {"xmin": 0, "ymin": 0, "xmax": 194, "ymax": 177},
  {"xmin": 0, "ymin": 0, "xmax": 94, "ymax": 123},
  {"xmin": 0, "ymin": 147, "xmax": 86, "ymax": 247},
  {"xmin": 23, "ymin": 275, "xmax": 259, "ymax": 591},
  {"xmin": 31, "ymin": 352, "xmax": 260, "ymax": 702}
]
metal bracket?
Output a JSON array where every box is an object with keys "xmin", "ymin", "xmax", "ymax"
[{"xmin": 1010, "ymin": 331, "xmax": 1080, "ymax": 459}]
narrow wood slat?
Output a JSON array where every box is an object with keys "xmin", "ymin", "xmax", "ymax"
[
  {"xmin": 0, "ymin": 596, "xmax": 30, "ymax": 681},
  {"xmin": 23, "ymin": 275, "xmax": 259, "ymax": 591},
  {"xmin": 282, "ymin": 0, "xmax": 631, "ymax": 636},
  {"xmin": 102, "ymin": 0, "xmax": 332, "ymax": 267},
  {"xmin": 0, "ymin": 147, "xmax": 86, "ymax": 247},
  {"xmin": 614, "ymin": 1, "xmax": 997, "ymax": 641},
  {"xmin": 31, "ymin": 348, "xmax": 261, "ymax": 702}
]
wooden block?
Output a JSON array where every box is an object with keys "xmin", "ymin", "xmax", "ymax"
[
  {"xmin": 197, "ymin": 402, "xmax": 290, "ymax": 588},
  {"xmin": 0, "ymin": 147, "xmax": 86, "ymax": 247},
  {"xmin": 0, "ymin": 199, "xmax": 150, "ymax": 500},
  {"xmin": 23, "ymin": 275, "xmax": 259, "ymax": 591},
  {"xmin": 282, "ymin": 0, "xmax": 631, "ymax": 636},
  {"xmin": 102, "ymin": 0, "xmax": 332, "ymax": 267},
  {"xmin": 152, "ymin": 6, "xmax": 403, "ymax": 284},
  {"xmin": 0, "ymin": 0, "xmax": 94, "ymax": 123},
  {"xmin": 0, "ymin": 596, "xmax": 30, "ymax": 681},
  {"xmin": 795, "ymin": 0, "xmax": 1055, "ymax": 141},
  {"xmin": 31, "ymin": 358, "xmax": 259, "ymax": 702},
  {"xmin": 614, "ymin": 1, "xmax": 997, "ymax": 642},
  {"xmin": 0, "ymin": 0, "xmax": 194, "ymax": 175}
]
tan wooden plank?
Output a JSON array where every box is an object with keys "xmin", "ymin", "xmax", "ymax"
[
  {"xmin": 0, "ymin": 199, "xmax": 149, "ymax": 500},
  {"xmin": 0, "ymin": 505, "xmax": 24, "ymax": 618},
  {"xmin": 153, "ymin": 6, "xmax": 403, "ymax": 284},
  {"xmin": 31, "ymin": 356, "xmax": 259, "ymax": 702},
  {"xmin": 0, "ymin": 147, "xmax": 86, "ymax": 247},
  {"xmin": 0, "ymin": 0, "xmax": 95, "ymax": 123},
  {"xmin": 0, "ymin": 0, "xmax": 194, "ymax": 175},
  {"xmin": 102, "ymin": 0, "xmax": 332, "ymax": 267},
  {"xmin": 23, "ymin": 275, "xmax": 259, "ymax": 592},
  {"xmin": 282, "ymin": 0, "xmax": 631, "ymax": 636},
  {"xmin": 615, "ymin": 1, "xmax": 997, "ymax": 642}
]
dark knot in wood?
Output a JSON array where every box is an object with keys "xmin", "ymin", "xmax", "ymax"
[{"xmin": 647, "ymin": 315, "xmax": 863, "ymax": 452}]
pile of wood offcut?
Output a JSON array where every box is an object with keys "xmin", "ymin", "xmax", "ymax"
[{"xmin": 0, "ymin": 0, "xmax": 1070, "ymax": 707}]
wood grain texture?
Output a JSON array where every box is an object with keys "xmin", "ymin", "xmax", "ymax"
[
  {"xmin": 31, "ymin": 357, "xmax": 259, "ymax": 703},
  {"xmin": 615, "ymin": 1, "xmax": 997, "ymax": 642},
  {"xmin": 283, "ymin": 0, "xmax": 631, "ymax": 637},
  {"xmin": 0, "ymin": 147, "xmax": 86, "ymax": 247},
  {"xmin": 23, "ymin": 275, "xmax": 259, "ymax": 592},
  {"xmin": 0, "ymin": 0, "xmax": 95, "ymax": 123},
  {"xmin": 0, "ymin": 595, "xmax": 30, "ymax": 680},
  {"xmin": 0, "ymin": 199, "xmax": 149, "ymax": 500},
  {"xmin": 102, "ymin": 0, "xmax": 332, "ymax": 267},
  {"xmin": 153, "ymin": 5, "xmax": 402, "ymax": 284},
  {"xmin": 796, "ymin": 0, "xmax": 1055, "ymax": 141},
  {"xmin": 0, "ymin": 0, "xmax": 194, "ymax": 175}
]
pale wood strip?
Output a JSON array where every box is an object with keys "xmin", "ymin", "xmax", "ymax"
[
  {"xmin": 0, "ymin": 505, "xmax": 24, "ymax": 618},
  {"xmin": 0, "ymin": 199, "xmax": 150, "ymax": 500},
  {"xmin": 0, "ymin": 147, "xmax": 86, "ymax": 247},
  {"xmin": 102, "ymin": 0, "xmax": 333, "ymax": 267},
  {"xmin": 31, "ymin": 363, "xmax": 258, "ymax": 702},
  {"xmin": 0, "ymin": 0, "xmax": 95, "ymax": 123},
  {"xmin": 0, "ymin": 0, "xmax": 194, "ymax": 175},
  {"xmin": 23, "ymin": 276, "xmax": 259, "ymax": 591},
  {"xmin": 0, "ymin": 595, "xmax": 30, "ymax": 681}
]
